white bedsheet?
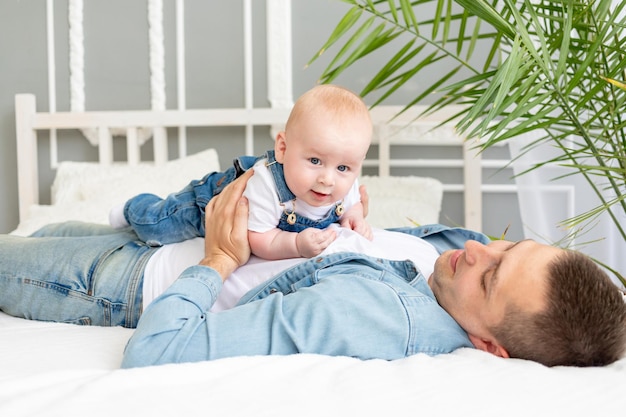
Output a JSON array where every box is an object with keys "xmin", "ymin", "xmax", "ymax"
[
  {"xmin": 1, "ymin": 308, "xmax": 624, "ymax": 416},
  {"xmin": 4, "ymin": 154, "xmax": 625, "ymax": 416}
]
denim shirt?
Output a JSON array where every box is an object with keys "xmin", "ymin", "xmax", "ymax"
[{"xmin": 121, "ymin": 225, "xmax": 489, "ymax": 368}]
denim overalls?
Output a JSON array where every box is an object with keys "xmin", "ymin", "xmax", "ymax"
[{"xmin": 124, "ymin": 150, "xmax": 344, "ymax": 245}]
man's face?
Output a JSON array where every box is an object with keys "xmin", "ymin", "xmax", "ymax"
[{"xmin": 429, "ymin": 239, "xmax": 563, "ymax": 353}]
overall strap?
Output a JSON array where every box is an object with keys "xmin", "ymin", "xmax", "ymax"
[{"xmin": 264, "ymin": 150, "xmax": 296, "ymax": 203}]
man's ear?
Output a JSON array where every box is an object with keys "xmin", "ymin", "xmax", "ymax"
[
  {"xmin": 468, "ymin": 334, "xmax": 510, "ymax": 358},
  {"xmin": 274, "ymin": 131, "xmax": 287, "ymax": 163}
]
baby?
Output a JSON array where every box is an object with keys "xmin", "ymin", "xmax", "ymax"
[{"xmin": 110, "ymin": 84, "xmax": 373, "ymax": 259}]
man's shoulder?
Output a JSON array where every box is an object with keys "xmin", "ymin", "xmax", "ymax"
[{"xmin": 388, "ymin": 224, "xmax": 490, "ymax": 252}]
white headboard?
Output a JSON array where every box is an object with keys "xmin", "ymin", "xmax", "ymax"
[
  {"xmin": 15, "ymin": 94, "xmax": 483, "ymax": 230},
  {"xmin": 14, "ymin": 0, "xmax": 487, "ymax": 232}
]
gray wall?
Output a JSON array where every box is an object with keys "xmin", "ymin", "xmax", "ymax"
[{"xmin": 0, "ymin": 0, "xmax": 521, "ymax": 238}]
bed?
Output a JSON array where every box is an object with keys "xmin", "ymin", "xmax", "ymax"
[{"xmin": 2, "ymin": 1, "xmax": 625, "ymax": 416}]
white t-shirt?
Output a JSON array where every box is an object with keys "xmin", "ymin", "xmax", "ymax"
[
  {"xmin": 143, "ymin": 226, "xmax": 440, "ymax": 312},
  {"xmin": 244, "ymin": 160, "xmax": 361, "ymax": 233}
]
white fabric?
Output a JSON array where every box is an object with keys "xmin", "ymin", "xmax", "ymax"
[
  {"xmin": 11, "ymin": 149, "xmax": 221, "ymax": 236},
  {"xmin": 509, "ymin": 135, "xmax": 626, "ymax": 286},
  {"xmin": 52, "ymin": 148, "xmax": 221, "ymax": 206},
  {"xmin": 358, "ymin": 175, "xmax": 443, "ymax": 228},
  {"xmin": 244, "ymin": 159, "xmax": 361, "ymax": 233},
  {"xmin": 108, "ymin": 202, "xmax": 130, "ymax": 229},
  {"xmin": 143, "ymin": 226, "xmax": 439, "ymax": 310},
  {"xmin": 5, "ymin": 149, "xmax": 626, "ymax": 416},
  {"xmin": 1, "ymin": 307, "xmax": 625, "ymax": 416},
  {"xmin": 142, "ymin": 237, "xmax": 205, "ymax": 307},
  {"xmin": 216, "ymin": 225, "xmax": 438, "ymax": 312},
  {"xmin": 506, "ymin": 0, "xmax": 626, "ymax": 287},
  {"xmin": 12, "ymin": 165, "xmax": 442, "ymax": 238}
]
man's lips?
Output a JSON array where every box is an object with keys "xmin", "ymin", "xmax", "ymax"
[{"xmin": 450, "ymin": 250, "xmax": 462, "ymax": 273}]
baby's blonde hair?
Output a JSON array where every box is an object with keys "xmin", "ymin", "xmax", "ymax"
[{"xmin": 285, "ymin": 84, "xmax": 371, "ymax": 132}]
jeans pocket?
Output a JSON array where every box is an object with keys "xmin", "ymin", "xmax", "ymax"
[{"xmin": 62, "ymin": 316, "xmax": 92, "ymax": 325}]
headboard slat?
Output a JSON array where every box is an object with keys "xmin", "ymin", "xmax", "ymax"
[
  {"xmin": 97, "ymin": 128, "xmax": 113, "ymax": 166},
  {"xmin": 153, "ymin": 127, "xmax": 168, "ymax": 165},
  {"xmin": 126, "ymin": 128, "xmax": 140, "ymax": 166},
  {"xmin": 15, "ymin": 94, "xmax": 39, "ymax": 220},
  {"xmin": 31, "ymin": 108, "xmax": 291, "ymax": 130},
  {"xmin": 463, "ymin": 141, "xmax": 483, "ymax": 231}
]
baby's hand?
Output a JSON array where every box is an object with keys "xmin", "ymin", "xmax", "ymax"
[{"xmin": 295, "ymin": 227, "xmax": 337, "ymax": 257}]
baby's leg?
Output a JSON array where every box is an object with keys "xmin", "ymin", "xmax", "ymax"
[
  {"xmin": 124, "ymin": 189, "xmax": 205, "ymax": 245},
  {"xmin": 123, "ymin": 155, "xmax": 259, "ymax": 245}
]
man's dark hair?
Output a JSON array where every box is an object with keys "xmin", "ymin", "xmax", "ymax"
[{"xmin": 492, "ymin": 250, "xmax": 626, "ymax": 367}]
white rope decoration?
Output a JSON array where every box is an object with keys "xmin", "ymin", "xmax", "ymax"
[
  {"xmin": 148, "ymin": 0, "xmax": 166, "ymax": 112},
  {"xmin": 68, "ymin": 0, "xmax": 99, "ymax": 145},
  {"xmin": 68, "ymin": 0, "xmax": 166, "ymax": 145}
]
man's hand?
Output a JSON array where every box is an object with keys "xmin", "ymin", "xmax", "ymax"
[
  {"xmin": 295, "ymin": 227, "xmax": 337, "ymax": 257},
  {"xmin": 359, "ymin": 184, "xmax": 369, "ymax": 218},
  {"xmin": 339, "ymin": 202, "xmax": 373, "ymax": 240},
  {"xmin": 200, "ymin": 170, "xmax": 253, "ymax": 280}
]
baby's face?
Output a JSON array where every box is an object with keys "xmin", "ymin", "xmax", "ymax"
[{"xmin": 275, "ymin": 111, "xmax": 371, "ymax": 208}]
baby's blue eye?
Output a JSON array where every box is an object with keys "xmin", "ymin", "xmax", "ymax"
[
  {"xmin": 338, "ymin": 165, "xmax": 349, "ymax": 172},
  {"xmin": 310, "ymin": 158, "xmax": 321, "ymax": 165}
]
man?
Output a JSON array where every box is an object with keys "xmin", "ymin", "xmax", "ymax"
[
  {"xmin": 1, "ymin": 172, "xmax": 624, "ymax": 368},
  {"xmin": 120, "ymin": 171, "xmax": 626, "ymax": 368}
]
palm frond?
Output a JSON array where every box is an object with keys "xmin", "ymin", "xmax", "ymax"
[{"xmin": 308, "ymin": 0, "xmax": 626, "ymax": 280}]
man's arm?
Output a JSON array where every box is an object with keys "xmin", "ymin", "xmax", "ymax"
[
  {"xmin": 359, "ymin": 184, "xmax": 369, "ymax": 218},
  {"xmin": 121, "ymin": 170, "xmax": 252, "ymax": 368},
  {"xmin": 199, "ymin": 170, "xmax": 252, "ymax": 278}
]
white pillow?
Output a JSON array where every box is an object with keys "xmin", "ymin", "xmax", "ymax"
[
  {"xmin": 11, "ymin": 201, "xmax": 115, "ymax": 236},
  {"xmin": 11, "ymin": 149, "xmax": 220, "ymax": 236},
  {"xmin": 359, "ymin": 175, "xmax": 443, "ymax": 228},
  {"xmin": 12, "ymin": 151, "xmax": 443, "ymax": 235},
  {"xmin": 51, "ymin": 148, "xmax": 220, "ymax": 206}
]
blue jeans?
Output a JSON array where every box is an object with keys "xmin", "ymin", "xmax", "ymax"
[
  {"xmin": 0, "ymin": 222, "xmax": 156, "ymax": 327},
  {"xmin": 124, "ymin": 155, "xmax": 259, "ymax": 245}
]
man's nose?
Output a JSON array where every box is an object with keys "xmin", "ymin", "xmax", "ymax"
[{"xmin": 463, "ymin": 239, "xmax": 495, "ymax": 265}]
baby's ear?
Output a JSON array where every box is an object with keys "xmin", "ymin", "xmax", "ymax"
[{"xmin": 274, "ymin": 131, "xmax": 287, "ymax": 163}]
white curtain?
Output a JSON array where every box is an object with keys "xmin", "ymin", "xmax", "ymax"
[
  {"xmin": 509, "ymin": 135, "xmax": 626, "ymax": 286},
  {"xmin": 507, "ymin": 0, "xmax": 625, "ymax": 287}
]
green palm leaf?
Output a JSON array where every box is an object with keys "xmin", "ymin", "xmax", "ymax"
[{"xmin": 308, "ymin": 0, "xmax": 626, "ymax": 284}]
